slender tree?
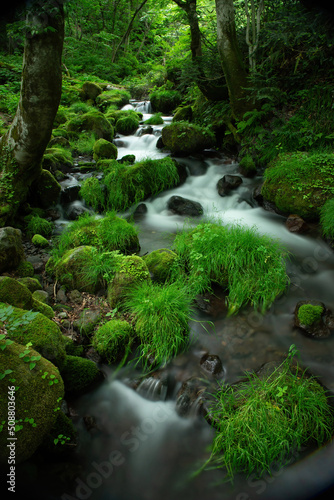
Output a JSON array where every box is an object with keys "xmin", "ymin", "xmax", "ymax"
[
  {"xmin": 0, "ymin": 0, "xmax": 65, "ymax": 226},
  {"xmin": 215, "ymin": 0, "xmax": 254, "ymax": 119}
]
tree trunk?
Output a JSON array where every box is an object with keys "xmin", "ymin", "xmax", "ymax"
[
  {"xmin": 215, "ymin": 0, "xmax": 254, "ymax": 119},
  {"xmin": 0, "ymin": 2, "xmax": 65, "ymax": 226}
]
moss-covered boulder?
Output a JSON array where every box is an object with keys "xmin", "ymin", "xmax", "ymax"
[
  {"xmin": 143, "ymin": 248, "xmax": 177, "ymax": 283},
  {"xmin": 66, "ymin": 110, "xmax": 114, "ymax": 141},
  {"xmin": 161, "ymin": 122, "xmax": 215, "ymax": 156},
  {"xmin": 96, "ymin": 88, "xmax": 131, "ymax": 111},
  {"xmin": 32, "ymin": 234, "xmax": 49, "ymax": 248},
  {"xmin": 31, "ymin": 298, "xmax": 55, "ymax": 320},
  {"xmin": 239, "ymin": 154, "xmax": 257, "ymax": 177},
  {"xmin": 0, "ymin": 341, "xmax": 64, "ymax": 465},
  {"xmin": 115, "ymin": 114, "xmax": 139, "ymax": 135},
  {"xmin": 59, "ymin": 355, "xmax": 103, "ymax": 396},
  {"xmin": 80, "ymin": 81, "xmax": 103, "ymax": 102},
  {"xmin": 173, "ymin": 105, "xmax": 193, "ymax": 122},
  {"xmin": 80, "ymin": 157, "xmax": 180, "ymax": 212},
  {"xmin": 52, "ymin": 246, "xmax": 99, "ymax": 293},
  {"xmin": 30, "ymin": 169, "xmax": 61, "ymax": 208},
  {"xmin": 107, "ymin": 255, "xmax": 151, "ymax": 308},
  {"xmin": 93, "ymin": 138, "xmax": 118, "ymax": 161},
  {"xmin": 0, "ymin": 277, "xmax": 33, "ymax": 309},
  {"xmin": 0, "ymin": 302, "xmax": 66, "ymax": 366},
  {"xmin": 16, "ymin": 260, "xmax": 34, "ymax": 278},
  {"xmin": 17, "ymin": 277, "xmax": 42, "ymax": 293},
  {"xmin": 0, "ymin": 227, "xmax": 24, "ymax": 274},
  {"xmin": 56, "ymin": 213, "xmax": 140, "ymax": 255},
  {"xmin": 42, "ymin": 147, "xmax": 73, "ymax": 175},
  {"xmin": 92, "ymin": 319, "xmax": 134, "ymax": 363},
  {"xmin": 150, "ymin": 89, "xmax": 182, "ymax": 114},
  {"xmin": 261, "ymin": 152, "xmax": 334, "ymax": 220},
  {"xmin": 73, "ymin": 309, "xmax": 101, "ymax": 336}
]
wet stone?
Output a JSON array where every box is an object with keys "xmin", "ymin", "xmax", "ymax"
[
  {"xmin": 200, "ymin": 354, "xmax": 223, "ymax": 376},
  {"xmin": 286, "ymin": 214, "xmax": 309, "ymax": 233},
  {"xmin": 217, "ymin": 175, "xmax": 243, "ymax": 196},
  {"xmin": 294, "ymin": 300, "xmax": 334, "ymax": 339},
  {"xmin": 167, "ymin": 195, "xmax": 203, "ymax": 216}
]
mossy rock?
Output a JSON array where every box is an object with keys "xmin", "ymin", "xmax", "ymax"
[
  {"xmin": 161, "ymin": 122, "xmax": 215, "ymax": 156},
  {"xmin": 73, "ymin": 309, "xmax": 101, "ymax": 336},
  {"xmin": 64, "ymin": 214, "xmax": 140, "ymax": 255},
  {"xmin": 32, "ymin": 234, "xmax": 49, "ymax": 248},
  {"xmin": 32, "ymin": 298, "xmax": 55, "ymax": 320},
  {"xmin": 48, "ymin": 136, "xmax": 71, "ymax": 149},
  {"xmin": 62, "ymin": 336, "xmax": 84, "ymax": 356},
  {"xmin": 107, "ymin": 255, "xmax": 151, "ymax": 308},
  {"xmin": 0, "ymin": 276, "xmax": 33, "ymax": 309},
  {"xmin": 96, "ymin": 89, "xmax": 131, "ymax": 110},
  {"xmin": 149, "ymin": 89, "xmax": 182, "ymax": 114},
  {"xmin": 115, "ymin": 115, "xmax": 139, "ymax": 135},
  {"xmin": 118, "ymin": 154, "xmax": 136, "ymax": 165},
  {"xmin": 239, "ymin": 154, "xmax": 257, "ymax": 177},
  {"xmin": 0, "ymin": 341, "xmax": 64, "ymax": 465},
  {"xmin": 17, "ymin": 277, "xmax": 42, "ymax": 293},
  {"xmin": 30, "ymin": 169, "xmax": 61, "ymax": 208},
  {"xmin": 173, "ymin": 106, "xmax": 193, "ymax": 123},
  {"xmin": 41, "ymin": 409, "xmax": 77, "ymax": 455},
  {"xmin": 297, "ymin": 303, "xmax": 324, "ymax": 326},
  {"xmin": 32, "ymin": 290, "xmax": 49, "ymax": 304},
  {"xmin": 80, "ymin": 81, "xmax": 103, "ymax": 102},
  {"xmin": 16, "ymin": 260, "xmax": 35, "ymax": 278},
  {"xmin": 66, "ymin": 110, "xmax": 114, "ymax": 141},
  {"xmin": 59, "ymin": 355, "xmax": 103, "ymax": 397},
  {"xmin": 25, "ymin": 214, "xmax": 54, "ymax": 238},
  {"xmin": 93, "ymin": 138, "xmax": 118, "ymax": 161},
  {"xmin": 143, "ymin": 248, "xmax": 177, "ymax": 283},
  {"xmin": 0, "ymin": 227, "xmax": 24, "ymax": 274},
  {"xmin": 261, "ymin": 152, "xmax": 334, "ymax": 221},
  {"xmin": 92, "ymin": 319, "xmax": 134, "ymax": 363},
  {"xmin": 0, "ymin": 302, "xmax": 66, "ymax": 367},
  {"xmin": 53, "ymin": 246, "xmax": 99, "ymax": 293},
  {"xmin": 42, "ymin": 148, "xmax": 73, "ymax": 174}
]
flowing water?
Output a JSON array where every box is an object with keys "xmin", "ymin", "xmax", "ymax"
[{"xmin": 18, "ymin": 101, "xmax": 334, "ymax": 500}]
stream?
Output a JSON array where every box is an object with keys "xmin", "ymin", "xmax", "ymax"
[{"xmin": 18, "ymin": 101, "xmax": 334, "ymax": 500}]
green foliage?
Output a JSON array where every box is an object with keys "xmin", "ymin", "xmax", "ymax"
[
  {"xmin": 320, "ymin": 198, "xmax": 334, "ymax": 239},
  {"xmin": 144, "ymin": 113, "xmax": 164, "ymax": 125},
  {"xmin": 92, "ymin": 319, "xmax": 134, "ymax": 364},
  {"xmin": 70, "ymin": 132, "xmax": 96, "ymax": 155},
  {"xmin": 25, "ymin": 215, "xmax": 54, "ymax": 238},
  {"xmin": 297, "ymin": 304, "xmax": 324, "ymax": 326},
  {"xmin": 115, "ymin": 115, "xmax": 139, "ymax": 135},
  {"xmin": 80, "ymin": 157, "xmax": 180, "ymax": 212},
  {"xmin": 200, "ymin": 346, "xmax": 334, "ymax": 480},
  {"xmin": 150, "ymin": 89, "xmax": 182, "ymax": 114},
  {"xmin": 124, "ymin": 280, "xmax": 193, "ymax": 368},
  {"xmin": 172, "ymin": 220, "xmax": 288, "ymax": 314}
]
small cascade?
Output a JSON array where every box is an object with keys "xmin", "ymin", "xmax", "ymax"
[
  {"xmin": 133, "ymin": 100, "xmax": 152, "ymax": 113},
  {"xmin": 136, "ymin": 376, "xmax": 168, "ymax": 401}
]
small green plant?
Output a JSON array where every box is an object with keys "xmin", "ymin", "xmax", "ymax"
[
  {"xmin": 124, "ymin": 279, "xmax": 193, "ymax": 368},
  {"xmin": 54, "ymin": 434, "xmax": 71, "ymax": 446},
  {"xmin": 297, "ymin": 304, "xmax": 323, "ymax": 326},
  {"xmin": 41, "ymin": 370, "xmax": 59, "ymax": 386},
  {"xmin": 0, "ymin": 306, "xmax": 38, "ymax": 335},
  {"xmin": 197, "ymin": 345, "xmax": 334, "ymax": 480},
  {"xmin": 26, "ymin": 215, "xmax": 54, "ymax": 238},
  {"xmin": 18, "ymin": 342, "xmax": 41, "ymax": 370},
  {"xmin": 320, "ymin": 198, "xmax": 334, "ymax": 239}
]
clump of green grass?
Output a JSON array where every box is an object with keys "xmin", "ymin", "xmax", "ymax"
[
  {"xmin": 26, "ymin": 215, "xmax": 54, "ymax": 238},
  {"xmin": 92, "ymin": 319, "xmax": 134, "ymax": 364},
  {"xmin": 172, "ymin": 220, "xmax": 288, "ymax": 314},
  {"xmin": 199, "ymin": 345, "xmax": 334, "ymax": 481},
  {"xmin": 123, "ymin": 280, "xmax": 193, "ymax": 368},
  {"xmin": 297, "ymin": 304, "xmax": 323, "ymax": 326},
  {"xmin": 320, "ymin": 198, "xmax": 334, "ymax": 239},
  {"xmin": 70, "ymin": 132, "xmax": 96, "ymax": 155},
  {"xmin": 144, "ymin": 113, "xmax": 164, "ymax": 125}
]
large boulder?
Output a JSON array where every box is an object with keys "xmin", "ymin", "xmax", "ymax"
[
  {"xmin": 80, "ymin": 81, "xmax": 103, "ymax": 102},
  {"xmin": 42, "ymin": 147, "xmax": 73, "ymax": 175},
  {"xmin": 66, "ymin": 110, "xmax": 114, "ymax": 141},
  {"xmin": 0, "ymin": 276, "xmax": 33, "ymax": 310},
  {"xmin": 96, "ymin": 88, "xmax": 131, "ymax": 111},
  {"xmin": 0, "ymin": 341, "xmax": 64, "ymax": 465},
  {"xmin": 167, "ymin": 195, "xmax": 203, "ymax": 216},
  {"xmin": 143, "ymin": 248, "xmax": 177, "ymax": 283},
  {"xmin": 161, "ymin": 122, "xmax": 215, "ymax": 156},
  {"xmin": 59, "ymin": 355, "xmax": 103, "ymax": 397},
  {"xmin": 93, "ymin": 138, "xmax": 118, "ymax": 161},
  {"xmin": 149, "ymin": 89, "xmax": 182, "ymax": 114},
  {"xmin": 0, "ymin": 227, "xmax": 24, "ymax": 273},
  {"xmin": 217, "ymin": 175, "xmax": 243, "ymax": 196},
  {"xmin": 92, "ymin": 319, "xmax": 134, "ymax": 363}
]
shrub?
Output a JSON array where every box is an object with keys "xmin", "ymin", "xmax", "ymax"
[
  {"xmin": 124, "ymin": 280, "xmax": 193, "ymax": 368},
  {"xmin": 26, "ymin": 215, "xmax": 54, "ymax": 238},
  {"xmin": 297, "ymin": 304, "xmax": 323, "ymax": 326},
  {"xmin": 320, "ymin": 198, "xmax": 334, "ymax": 239},
  {"xmin": 199, "ymin": 346, "xmax": 334, "ymax": 480},
  {"xmin": 172, "ymin": 220, "xmax": 289, "ymax": 314}
]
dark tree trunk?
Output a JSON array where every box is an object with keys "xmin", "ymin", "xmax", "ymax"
[{"xmin": 0, "ymin": 1, "xmax": 65, "ymax": 226}]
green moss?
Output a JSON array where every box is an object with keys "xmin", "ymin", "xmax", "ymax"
[
  {"xmin": 42, "ymin": 148, "xmax": 73, "ymax": 173},
  {"xmin": 66, "ymin": 110, "xmax": 114, "ymax": 141},
  {"xmin": 239, "ymin": 154, "xmax": 257, "ymax": 177},
  {"xmin": 320, "ymin": 198, "xmax": 334, "ymax": 239},
  {"xmin": 62, "ymin": 335, "xmax": 84, "ymax": 356},
  {"xmin": 54, "ymin": 246, "xmax": 99, "ymax": 293},
  {"xmin": 172, "ymin": 106, "xmax": 193, "ymax": 123},
  {"xmin": 59, "ymin": 355, "xmax": 103, "ymax": 396},
  {"xmin": 81, "ymin": 81, "xmax": 102, "ymax": 102},
  {"xmin": 92, "ymin": 319, "xmax": 134, "ymax": 363},
  {"xmin": 143, "ymin": 248, "xmax": 177, "ymax": 283},
  {"xmin": 32, "ymin": 298, "xmax": 54, "ymax": 320},
  {"xmin": 149, "ymin": 89, "xmax": 182, "ymax": 114},
  {"xmin": 32, "ymin": 290, "xmax": 48, "ymax": 304},
  {"xmin": 93, "ymin": 138, "xmax": 118, "ymax": 161},
  {"xmin": 17, "ymin": 277, "xmax": 42, "ymax": 293},
  {"xmin": 161, "ymin": 121, "xmax": 215, "ymax": 155},
  {"xmin": 32, "ymin": 234, "xmax": 49, "ymax": 248},
  {"xmin": 107, "ymin": 255, "xmax": 151, "ymax": 308},
  {"xmin": 144, "ymin": 113, "xmax": 164, "ymax": 125},
  {"xmin": 16, "ymin": 260, "xmax": 34, "ymax": 278},
  {"xmin": 0, "ymin": 302, "xmax": 66, "ymax": 367},
  {"xmin": 31, "ymin": 170, "xmax": 61, "ymax": 209},
  {"xmin": 0, "ymin": 276, "xmax": 33, "ymax": 309},
  {"xmin": 262, "ymin": 152, "xmax": 334, "ymax": 220},
  {"xmin": 0, "ymin": 341, "xmax": 64, "ymax": 465},
  {"xmin": 25, "ymin": 215, "xmax": 54, "ymax": 238},
  {"xmin": 297, "ymin": 304, "xmax": 324, "ymax": 326},
  {"xmin": 96, "ymin": 89, "xmax": 131, "ymax": 110},
  {"xmin": 41, "ymin": 410, "xmax": 77, "ymax": 454},
  {"xmin": 115, "ymin": 115, "xmax": 139, "ymax": 135}
]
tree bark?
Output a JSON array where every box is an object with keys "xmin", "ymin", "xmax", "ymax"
[
  {"xmin": 215, "ymin": 0, "xmax": 254, "ymax": 119},
  {"xmin": 0, "ymin": 1, "xmax": 65, "ymax": 226}
]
